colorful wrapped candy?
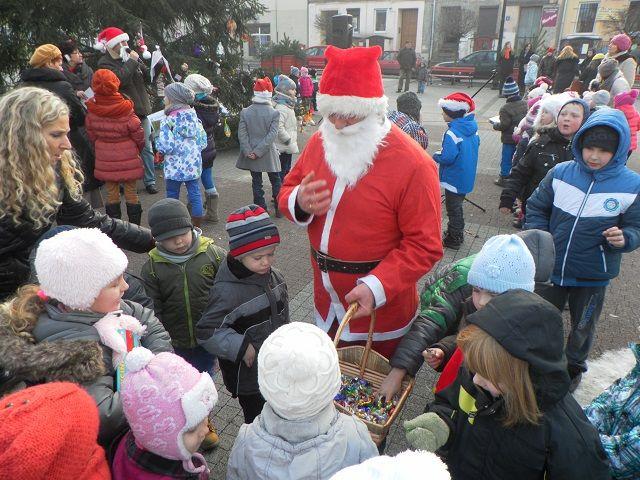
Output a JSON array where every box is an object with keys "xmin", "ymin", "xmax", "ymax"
[{"xmin": 334, "ymin": 375, "xmax": 397, "ymax": 425}]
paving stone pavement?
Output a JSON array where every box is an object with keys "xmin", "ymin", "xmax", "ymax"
[{"xmin": 118, "ymin": 78, "xmax": 640, "ymax": 477}]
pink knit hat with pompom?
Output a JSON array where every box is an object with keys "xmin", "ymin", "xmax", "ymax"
[
  {"xmin": 614, "ymin": 89, "xmax": 639, "ymax": 108},
  {"xmin": 121, "ymin": 348, "xmax": 218, "ymax": 474}
]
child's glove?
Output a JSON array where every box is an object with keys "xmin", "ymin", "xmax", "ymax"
[{"xmin": 404, "ymin": 412, "xmax": 450, "ymax": 452}]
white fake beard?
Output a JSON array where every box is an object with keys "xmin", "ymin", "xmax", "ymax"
[{"xmin": 319, "ymin": 114, "xmax": 390, "ymax": 188}]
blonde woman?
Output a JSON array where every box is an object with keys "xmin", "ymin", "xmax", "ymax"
[
  {"xmin": 0, "ymin": 87, "xmax": 153, "ymax": 301},
  {"xmin": 404, "ymin": 289, "xmax": 611, "ymax": 480},
  {"xmin": 553, "ymin": 45, "xmax": 580, "ymax": 93}
]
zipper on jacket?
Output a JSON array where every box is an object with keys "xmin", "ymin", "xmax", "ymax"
[
  {"xmin": 561, "ymin": 180, "xmax": 594, "ymax": 285},
  {"xmin": 599, "ymin": 245, "xmax": 607, "ymax": 273},
  {"xmin": 181, "ymin": 265, "xmax": 196, "ymax": 347}
]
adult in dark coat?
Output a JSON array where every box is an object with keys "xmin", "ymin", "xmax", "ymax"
[
  {"xmin": 20, "ymin": 44, "xmax": 102, "ymax": 198},
  {"xmin": 580, "ymin": 53, "xmax": 605, "ymax": 89},
  {"xmin": 97, "ymin": 26, "xmax": 157, "ymax": 194},
  {"xmin": 58, "ymin": 38, "xmax": 94, "ymax": 93},
  {"xmin": 538, "ymin": 47, "xmax": 557, "ymax": 78},
  {"xmin": 517, "ymin": 43, "xmax": 533, "ymax": 91},
  {"xmin": 396, "ymin": 42, "xmax": 417, "ymax": 93},
  {"xmin": 0, "ymin": 87, "xmax": 153, "ymax": 302},
  {"xmin": 553, "ymin": 45, "xmax": 580, "ymax": 93},
  {"xmin": 496, "ymin": 42, "xmax": 515, "ymax": 93}
]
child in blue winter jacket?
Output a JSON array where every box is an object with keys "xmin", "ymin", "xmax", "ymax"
[
  {"xmin": 156, "ymin": 82, "xmax": 207, "ymax": 226},
  {"xmin": 526, "ymin": 108, "xmax": 640, "ymax": 392},
  {"xmin": 434, "ymin": 92, "xmax": 480, "ymax": 250}
]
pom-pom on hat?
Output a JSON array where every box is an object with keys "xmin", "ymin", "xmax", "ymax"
[
  {"xmin": 253, "ymin": 77, "xmax": 274, "ymax": 99},
  {"xmin": 614, "ymin": 88, "xmax": 639, "ymax": 107},
  {"xmin": 0, "ymin": 382, "xmax": 111, "ymax": 480},
  {"xmin": 468, "ymin": 234, "xmax": 536, "ymax": 294},
  {"xmin": 330, "ymin": 450, "xmax": 451, "ymax": 480},
  {"xmin": 35, "ymin": 228, "xmax": 128, "ymax": 310},
  {"xmin": 611, "ymin": 33, "xmax": 632, "ymax": 53},
  {"xmin": 318, "ymin": 45, "xmax": 388, "ymax": 119},
  {"xmin": 122, "ymin": 347, "xmax": 218, "ymax": 474},
  {"xmin": 184, "ymin": 73, "xmax": 213, "ymax": 95},
  {"xmin": 29, "ymin": 44, "xmax": 63, "ymax": 68},
  {"xmin": 226, "ymin": 204, "xmax": 280, "ymax": 258},
  {"xmin": 258, "ymin": 323, "xmax": 341, "ymax": 420},
  {"xmin": 94, "ymin": 27, "xmax": 129, "ymax": 53},
  {"xmin": 438, "ymin": 92, "xmax": 475, "ymax": 119},
  {"xmin": 502, "ymin": 76, "xmax": 520, "ymax": 98}
]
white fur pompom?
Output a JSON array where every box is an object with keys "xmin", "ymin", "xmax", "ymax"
[
  {"xmin": 125, "ymin": 347, "xmax": 154, "ymax": 373},
  {"xmin": 93, "ymin": 41, "xmax": 106, "ymax": 52}
]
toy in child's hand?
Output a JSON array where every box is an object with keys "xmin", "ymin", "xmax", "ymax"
[{"xmin": 334, "ymin": 375, "xmax": 397, "ymax": 425}]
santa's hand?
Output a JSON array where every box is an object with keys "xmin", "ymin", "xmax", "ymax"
[
  {"xmin": 296, "ymin": 171, "xmax": 331, "ymax": 216},
  {"xmin": 128, "ymin": 49, "xmax": 139, "ymax": 61},
  {"xmin": 345, "ymin": 283, "xmax": 375, "ymax": 319}
]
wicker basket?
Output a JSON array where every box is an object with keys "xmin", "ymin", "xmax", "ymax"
[{"xmin": 333, "ymin": 303, "xmax": 415, "ymax": 445}]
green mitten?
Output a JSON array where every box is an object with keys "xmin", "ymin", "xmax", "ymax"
[{"xmin": 404, "ymin": 412, "xmax": 450, "ymax": 452}]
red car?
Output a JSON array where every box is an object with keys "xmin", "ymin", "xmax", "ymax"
[
  {"xmin": 304, "ymin": 46, "xmax": 328, "ymax": 69},
  {"xmin": 378, "ymin": 50, "xmax": 424, "ymax": 75}
]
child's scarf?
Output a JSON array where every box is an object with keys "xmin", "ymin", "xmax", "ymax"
[{"xmin": 86, "ymin": 92, "xmax": 134, "ymax": 118}]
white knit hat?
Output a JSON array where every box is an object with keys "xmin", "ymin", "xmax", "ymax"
[
  {"xmin": 330, "ymin": 450, "xmax": 450, "ymax": 480},
  {"xmin": 184, "ymin": 74, "xmax": 213, "ymax": 95},
  {"xmin": 258, "ymin": 322, "xmax": 341, "ymax": 420},
  {"xmin": 35, "ymin": 228, "xmax": 128, "ymax": 310}
]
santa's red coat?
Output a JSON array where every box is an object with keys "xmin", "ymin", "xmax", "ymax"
[{"xmin": 279, "ymin": 122, "xmax": 443, "ymax": 358}]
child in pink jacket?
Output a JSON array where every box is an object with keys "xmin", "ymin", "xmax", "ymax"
[
  {"xmin": 614, "ymin": 89, "xmax": 640, "ymax": 154},
  {"xmin": 298, "ymin": 66, "xmax": 314, "ymax": 119}
]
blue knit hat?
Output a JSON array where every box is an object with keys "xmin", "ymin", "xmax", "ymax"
[
  {"xmin": 502, "ymin": 76, "xmax": 520, "ymax": 98},
  {"xmin": 468, "ymin": 234, "xmax": 535, "ymax": 294}
]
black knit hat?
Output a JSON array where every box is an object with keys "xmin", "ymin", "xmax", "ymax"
[
  {"xmin": 397, "ymin": 92, "xmax": 422, "ymax": 122},
  {"xmin": 148, "ymin": 199, "xmax": 193, "ymax": 241},
  {"xmin": 580, "ymin": 125, "xmax": 619, "ymax": 154}
]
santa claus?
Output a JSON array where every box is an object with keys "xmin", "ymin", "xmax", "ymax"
[{"xmin": 278, "ymin": 45, "xmax": 443, "ymax": 360}]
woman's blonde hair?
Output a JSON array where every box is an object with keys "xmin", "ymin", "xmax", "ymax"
[
  {"xmin": 0, "ymin": 284, "xmax": 46, "ymax": 343},
  {"xmin": 557, "ymin": 45, "xmax": 577, "ymax": 60},
  {"xmin": 457, "ymin": 324, "xmax": 542, "ymax": 427},
  {"xmin": 0, "ymin": 87, "xmax": 83, "ymax": 230}
]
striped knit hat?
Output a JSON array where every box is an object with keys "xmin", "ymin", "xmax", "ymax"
[
  {"xmin": 226, "ymin": 205, "xmax": 280, "ymax": 257},
  {"xmin": 502, "ymin": 76, "xmax": 520, "ymax": 98}
]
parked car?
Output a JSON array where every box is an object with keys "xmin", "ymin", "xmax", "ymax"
[
  {"xmin": 304, "ymin": 46, "xmax": 328, "ymax": 69},
  {"xmin": 430, "ymin": 50, "xmax": 520, "ymax": 81},
  {"xmin": 378, "ymin": 50, "xmax": 424, "ymax": 76}
]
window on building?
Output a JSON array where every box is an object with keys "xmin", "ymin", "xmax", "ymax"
[
  {"xmin": 375, "ymin": 9, "xmax": 387, "ymax": 32},
  {"xmin": 320, "ymin": 9, "xmax": 338, "ymax": 44},
  {"xmin": 248, "ymin": 23, "xmax": 270, "ymax": 57},
  {"xmin": 478, "ymin": 6, "xmax": 499, "ymax": 37},
  {"xmin": 576, "ymin": 3, "xmax": 598, "ymax": 33},
  {"xmin": 347, "ymin": 8, "xmax": 360, "ymax": 33}
]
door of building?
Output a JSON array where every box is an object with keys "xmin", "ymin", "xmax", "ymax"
[{"xmin": 400, "ymin": 9, "xmax": 418, "ymax": 48}]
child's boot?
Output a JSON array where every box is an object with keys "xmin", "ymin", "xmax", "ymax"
[
  {"xmin": 442, "ymin": 231, "xmax": 464, "ymax": 250},
  {"xmin": 204, "ymin": 192, "xmax": 220, "ymax": 223},
  {"xmin": 126, "ymin": 203, "xmax": 143, "ymax": 225},
  {"xmin": 200, "ymin": 418, "xmax": 220, "ymax": 451},
  {"xmin": 105, "ymin": 203, "xmax": 122, "ymax": 220}
]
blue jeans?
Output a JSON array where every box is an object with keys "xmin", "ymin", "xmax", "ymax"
[
  {"xmin": 279, "ymin": 153, "xmax": 292, "ymax": 182},
  {"xmin": 251, "ymin": 171, "xmax": 281, "ymax": 210},
  {"xmin": 165, "ymin": 178, "xmax": 203, "ymax": 217},
  {"xmin": 141, "ymin": 118, "xmax": 156, "ymax": 187},
  {"xmin": 201, "ymin": 167, "xmax": 217, "ymax": 193},
  {"xmin": 501, "ymin": 143, "xmax": 516, "ymax": 177},
  {"xmin": 417, "ymin": 81, "xmax": 426, "ymax": 93},
  {"xmin": 173, "ymin": 345, "xmax": 216, "ymax": 377}
]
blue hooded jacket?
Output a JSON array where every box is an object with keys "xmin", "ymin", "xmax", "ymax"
[
  {"xmin": 525, "ymin": 108, "xmax": 640, "ymax": 286},
  {"xmin": 433, "ymin": 114, "xmax": 480, "ymax": 194}
]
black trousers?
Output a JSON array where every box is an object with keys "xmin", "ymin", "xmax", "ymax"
[
  {"xmin": 536, "ymin": 283, "xmax": 607, "ymax": 373},
  {"xmin": 279, "ymin": 152, "xmax": 293, "ymax": 182},
  {"xmin": 445, "ymin": 190, "xmax": 465, "ymax": 237},
  {"xmin": 238, "ymin": 393, "xmax": 266, "ymax": 424}
]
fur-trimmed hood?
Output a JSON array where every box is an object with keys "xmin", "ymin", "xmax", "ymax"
[{"xmin": 0, "ymin": 324, "xmax": 105, "ymax": 393}]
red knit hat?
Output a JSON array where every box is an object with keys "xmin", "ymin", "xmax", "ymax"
[
  {"xmin": 318, "ymin": 45, "xmax": 387, "ymax": 118},
  {"xmin": 253, "ymin": 77, "xmax": 274, "ymax": 99},
  {"xmin": 438, "ymin": 92, "xmax": 475, "ymax": 114},
  {"xmin": 0, "ymin": 382, "xmax": 110, "ymax": 480},
  {"xmin": 92, "ymin": 68, "xmax": 120, "ymax": 95},
  {"xmin": 94, "ymin": 26, "xmax": 129, "ymax": 52}
]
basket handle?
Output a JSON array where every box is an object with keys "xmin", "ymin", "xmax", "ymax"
[{"xmin": 334, "ymin": 303, "xmax": 377, "ymax": 377}]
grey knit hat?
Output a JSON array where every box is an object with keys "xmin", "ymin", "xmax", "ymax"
[
  {"xmin": 164, "ymin": 82, "xmax": 195, "ymax": 106},
  {"xmin": 530, "ymin": 54, "xmax": 540, "ymax": 63},
  {"xmin": 598, "ymin": 58, "xmax": 619, "ymax": 79},
  {"xmin": 148, "ymin": 199, "xmax": 193, "ymax": 241},
  {"xmin": 397, "ymin": 91, "xmax": 422, "ymax": 122},
  {"xmin": 275, "ymin": 74, "xmax": 296, "ymax": 93}
]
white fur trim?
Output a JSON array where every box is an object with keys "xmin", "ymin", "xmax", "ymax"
[
  {"xmin": 317, "ymin": 93, "xmax": 388, "ymax": 119},
  {"xmin": 253, "ymin": 90, "xmax": 272, "ymax": 99},
  {"xmin": 105, "ymin": 32, "xmax": 129, "ymax": 50},
  {"xmin": 358, "ymin": 275, "xmax": 386, "ymax": 308},
  {"xmin": 176, "ymin": 372, "xmax": 217, "ymax": 458},
  {"xmin": 142, "ymin": 48, "xmax": 152, "ymax": 60},
  {"xmin": 438, "ymin": 98, "xmax": 470, "ymax": 112},
  {"xmin": 124, "ymin": 347, "xmax": 154, "ymax": 373},
  {"xmin": 288, "ymin": 184, "xmax": 314, "ymax": 226}
]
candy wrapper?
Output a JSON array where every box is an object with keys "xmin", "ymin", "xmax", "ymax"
[
  {"xmin": 334, "ymin": 375, "xmax": 398, "ymax": 425},
  {"xmin": 115, "ymin": 328, "xmax": 141, "ymax": 391}
]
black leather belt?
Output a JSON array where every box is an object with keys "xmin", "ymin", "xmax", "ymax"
[{"xmin": 311, "ymin": 248, "xmax": 380, "ymax": 274}]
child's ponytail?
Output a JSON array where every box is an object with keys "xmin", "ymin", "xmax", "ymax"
[{"xmin": 0, "ymin": 284, "xmax": 47, "ymax": 342}]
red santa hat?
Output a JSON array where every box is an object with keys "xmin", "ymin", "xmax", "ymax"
[
  {"xmin": 438, "ymin": 92, "xmax": 475, "ymax": 117},
  {"xmin": 253, "ymin": 77, "xmax": 274, "ymax": 99},
  {"xmin": 94, "ymin": 27, "xmax": 129, "ymax": 53},
  {"xmin": 317, "ymin": 45, "xmax": 387, "ymax": 118}
]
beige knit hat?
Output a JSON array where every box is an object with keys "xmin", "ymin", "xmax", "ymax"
[{"xmin": 29, "ymin": 44, "xmax": 63, "ymax": 68}]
